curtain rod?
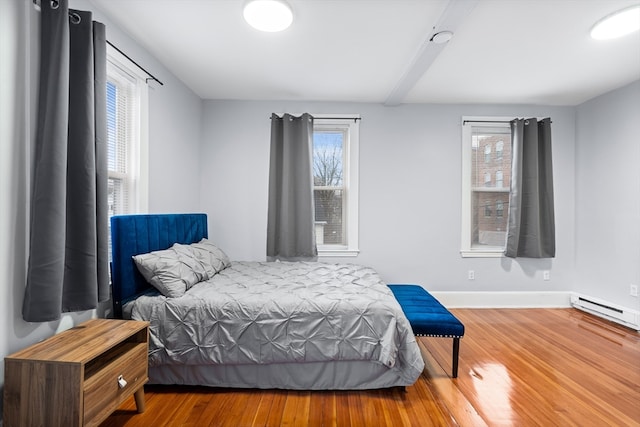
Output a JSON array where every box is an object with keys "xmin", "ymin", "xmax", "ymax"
[
  {"xmin": 463, "ymin": 120, "xmax": 511, "ymax": 124},
  {"xmin": 271, "ymin": 116, "xmax": 361, "ymax": 122},
  {"xmin": 105, "ymin": 41, "xmax": 164, "ymax": 86},
  {"xmin": 463, "ymin": 119, "xmax": 552, "ymax": 125},
  {"xmin": 315, "ymin": 117, "xmax": 361, "ymax": 121},
  {"xmin": 31, "ymin": 0, "xmax": 164, "ymax": 86}
]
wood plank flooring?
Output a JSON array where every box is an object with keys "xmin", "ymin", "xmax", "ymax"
[{"xmin": 100, "ymin": 308, "xmax": 640, "ymax": 426}]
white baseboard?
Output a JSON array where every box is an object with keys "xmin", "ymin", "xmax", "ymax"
[
  {"xmin": 428, "ymin": 291, "xmax": 572, "ymax": 308},
  {"xmin": 426, "ymin": 290, "xmax": 640, "ymax": 331}
]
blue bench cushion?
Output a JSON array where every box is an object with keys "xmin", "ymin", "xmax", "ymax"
[{"xmin": 388, "ymin": 284, "xmax": 464, "ymax": 338}]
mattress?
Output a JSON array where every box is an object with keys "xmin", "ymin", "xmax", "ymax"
[{"xmin": 125, "ymin": 261, "xmax": 424, "ymax": 389}]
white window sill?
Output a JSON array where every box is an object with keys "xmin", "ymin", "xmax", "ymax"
[
  {"xmin": 318, "ymin": 249, "xmax": 360, "ymax": 257},
  {"xmin": 460, "ymin": 249, "xmax": 505, "ymax": 258}
]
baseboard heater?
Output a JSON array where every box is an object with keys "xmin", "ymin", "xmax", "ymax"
[{"xmin": 571, "ymin": 294, "xmax": 640, "ymax": 331}]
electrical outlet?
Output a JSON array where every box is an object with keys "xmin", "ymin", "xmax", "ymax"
[
  {"xmin": 468, "ymin": 270, "xmax": 475, "ymax": 280},
  {"xmin": 631, "ymin": 284, "xmax": 638, "ymax": 297},
  {"xmin": 543, "ymin": 271, "xmax": 550, "ymax": 281}
]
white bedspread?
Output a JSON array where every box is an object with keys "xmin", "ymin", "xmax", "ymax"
[{"xmin": 130, "ymin": 261, "xmax": 424, "ymax": 384}]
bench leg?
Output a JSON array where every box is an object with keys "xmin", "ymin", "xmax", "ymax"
[{"xmin": 452, "ymin": 337, "xmax": 460, "ymax": 378}]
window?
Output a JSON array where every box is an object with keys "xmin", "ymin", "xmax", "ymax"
[
  {"xmin": 461, "ymin": 117, "xmax": 512, "ymax": 257},
  {"xmin": 496, "ymin": 140, "xmax": 504, "ymax": 161},
  {"xmin": 484, "ymin": 202, "xmax": 492, "ymax": 217},
  {"xmin": 106, "ymin": 46, "xmax": 149, "ymax": 251},
  {"xmin": 312, "ymin": 115, "xmax": 359, "ymax": 256},
  {"xmin": 484, "ymin": 144, "xmax": 492, "ymax": 163}
]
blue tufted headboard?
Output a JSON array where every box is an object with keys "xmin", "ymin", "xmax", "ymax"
[{"xmin": 110, "ymin": 213, "xmax": 208, "ymax": 318}]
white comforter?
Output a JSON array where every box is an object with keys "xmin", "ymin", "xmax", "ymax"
[{"xmin": 130, "ymin": 261, "xmax": 424, "ymax": 384}]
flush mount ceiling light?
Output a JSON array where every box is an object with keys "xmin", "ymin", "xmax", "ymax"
[
  {"xmin": 243, "ymin": 0, "xmax": 293, "ymax": 32},
  {"xmin": 590, "ymin": 5, "xmax": 640, "ymax": 40}
]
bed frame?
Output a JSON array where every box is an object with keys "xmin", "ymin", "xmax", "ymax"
[
  {"xmin": 110, "ymin": 213, "xmax": 208, "ymax": 318},
  {"xmin": 109, "ymin": 213, "xmax": 423, "ymax": 390}
]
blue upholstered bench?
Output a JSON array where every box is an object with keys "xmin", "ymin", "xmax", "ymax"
[{"xmin": 388, "ymin": 284, "xmax": 465, "ymax": 378}]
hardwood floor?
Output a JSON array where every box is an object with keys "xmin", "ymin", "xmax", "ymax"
[{"xmin": 100, "ymin": 308, "xmax": 640, "ymax": 426}]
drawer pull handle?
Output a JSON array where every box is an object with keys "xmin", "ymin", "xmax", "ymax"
[{"xmin": 118, "ymin": 375, "xmax": 128, "ymax": 389}]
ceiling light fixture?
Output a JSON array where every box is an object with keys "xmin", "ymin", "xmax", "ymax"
[
  {"xmin": 243, "ymin": 0, "xmax": 293, "ymax": 32},
  {"xmin": 590, "ymin": 5, "xmax": 640, "ymax": 40},
  {"xmin": 431, "ymin": 31, "xmax": 454, "ymax": 44}
]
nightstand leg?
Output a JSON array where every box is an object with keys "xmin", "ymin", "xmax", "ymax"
[{"xmin": 134, "ymin": 387, "xmax": 146, "ymax": 413}]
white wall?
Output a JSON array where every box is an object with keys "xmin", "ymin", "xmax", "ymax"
[
  {"xmin": 200, "ymin": 100, "xmax": 576, "ymax": 293},
  {"xmin": 0, "ymin": 0, "xmax": 203, "ymax": 415},
  {"xmin": 75, "ymin": 0, "xmax": 204, "ymax": 213},
  {"xmin": 575, "ymin": 80, "xmax": 640, "ymax": 312}
]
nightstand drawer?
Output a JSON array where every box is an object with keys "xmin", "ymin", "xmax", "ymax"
[{"xmin": 83, "ymin": 342, "xmax": 148, "ymax": 426}]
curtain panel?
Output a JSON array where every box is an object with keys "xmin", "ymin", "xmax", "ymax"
[
  {"xmin": 266, "ymin": 113, "xmax": 318, "ymax": 261},
  {"xmin": 505, "ymin": 118, "xmax": 555, "ymax": 258},
  {"xmin": 23, "ymin": 0, "xmax": 109, "ymax": 322}
]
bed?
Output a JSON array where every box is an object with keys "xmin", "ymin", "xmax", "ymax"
[{"xmin": 110, "ymin": 213, "xmax": 424, "ymax": 390}]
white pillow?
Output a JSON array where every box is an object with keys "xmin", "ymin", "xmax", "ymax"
[
  {"xmin": 188, "ymin": 238, "xmax": 231, "ymax": 278},
  {"xmin": 133, "ymin": 243, "xmax": 202, "ymax": 298}
]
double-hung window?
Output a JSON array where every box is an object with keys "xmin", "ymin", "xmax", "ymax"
[
  {"xmin": 312, "ymin": 115, "xmax": 359, "ymax": 257},
  {"xmin": 106, "ymin": 46, "xmax": 149, "ymax": 247},
  {"xmin": 461, "ymin": 117, "xmax": 512, "ymax": 257}
]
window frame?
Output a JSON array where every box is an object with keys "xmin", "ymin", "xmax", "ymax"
[
  {"xmin": 106, "ymin": 45, "xmax": 149, "ymax": 217},
  {"xmin": 312, "ymin": 114, "xmax": 360, "ymax": 257},
  {"xmin": 460, "ymin": 116, "xmax": 512, "ymax": 258}
]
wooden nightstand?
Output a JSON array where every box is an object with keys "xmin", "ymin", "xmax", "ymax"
[{"xmin": 3, "ymin": 318, "xmax": 149, "ymax": 427}]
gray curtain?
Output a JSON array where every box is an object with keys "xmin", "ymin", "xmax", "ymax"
[
  {"xmin": 505, "ymin": 118, "xmax": 555, "ymax": 258},
  {"xmin": 23, "ymin": 0, "xmax": 109, "ymax": 322},
  {"xmin": 266, "ymin": 113, "xmax": 318, "ymax": 261}
]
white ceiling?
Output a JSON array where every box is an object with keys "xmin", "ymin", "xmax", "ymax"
[{"xmin": 90, "ymin": 0, "xmax": 640, "ymax": 106}]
